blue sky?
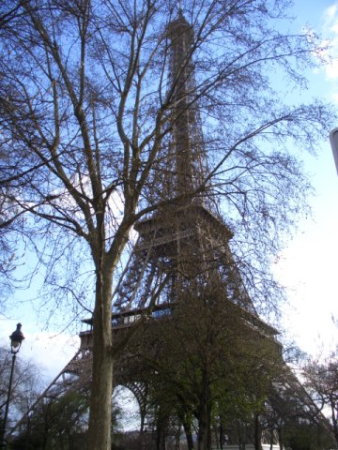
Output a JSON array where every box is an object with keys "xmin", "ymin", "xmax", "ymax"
[{"xmin": 1, "ymin": 0, "xmax": 338, "ymax": 384}]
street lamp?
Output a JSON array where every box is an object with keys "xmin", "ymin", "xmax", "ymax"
[
  {"xmin": 0, "ymin": 324, "xmax": 24, "ymax": 449},
  {"xmin": 329, "ymin": 127, "xmax": 338, "ymax": 175}
]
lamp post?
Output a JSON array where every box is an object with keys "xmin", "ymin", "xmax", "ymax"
[
  {"xmin": 0, "ymin": 323, "xmax": 24, "ymax": 449},
  {"xmin": 330, "ymin": 127, "xmax": 338, "ymax": 175}
]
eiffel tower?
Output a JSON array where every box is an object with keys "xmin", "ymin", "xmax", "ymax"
[{"xmin": 9, "ymin": 10, "xmax": 329, "ymax": 449}]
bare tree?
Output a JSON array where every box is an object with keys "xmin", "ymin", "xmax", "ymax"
[
  {"xmin": 303, "ymin": 358, "xmax": 338, "ymax": 448},
  {"xmin": 0, "ymin": 1, "xmax": 33, "ymax": 301},
  {"xmin": 0, "ymin": 0, "xmax": 333, "ymax": 448},
  {"xmin": 0, "ymin": 346, "xmax": 41, "ymax": 443}
]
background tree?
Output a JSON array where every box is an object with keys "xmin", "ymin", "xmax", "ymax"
[
  {"xmin": 10, "ymin": 374, "xmax": 123, "ymax": 450},
  {"xmin": 256, "ymin": 359, "xmax": 335, "ymax": 450},
  {"xmin": 11, "ymin": 391, "xmax": 89, "ymax": 450},
  {"xmin": 303, "ymin": 358, "xmax": 338, "ymax": 448},
  {"xmin": 282, "ymin": 422, "xmax": 334, "ymax": 450},
  {"xmin": 0, "ymin": 346, "xmax": 41, "ymax": 444},
  {"xmin": 0, "ymin": 0, "xmax": 333, "ymax": 448},
  {"xmin": 121, "ymin": 283, "xmax": 284, "ymax": 450}
]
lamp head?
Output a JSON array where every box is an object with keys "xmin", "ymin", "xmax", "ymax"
[{"xmin": 10, "ymin": 323, "xmax": 24, "ymax": 354}]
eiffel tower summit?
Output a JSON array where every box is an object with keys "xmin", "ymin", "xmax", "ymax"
[{"xmin": 9, "ymin": 8, "xmax": 330, "ymax": 450}]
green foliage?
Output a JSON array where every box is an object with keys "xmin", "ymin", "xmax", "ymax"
[
  {"xmin": 122, "ymin": 282, "xmax": 284, "ymax": 446},
  {"xmin": 11, "ymin": 390, "xmax": 89, "ymax": 450},
  {"xmin": 283, "ymin": 422, "xmax": 335, "ymax": 450},
  {"xmin": 10, "ymin": 386, "xmax": 124, "ymax": 450}
]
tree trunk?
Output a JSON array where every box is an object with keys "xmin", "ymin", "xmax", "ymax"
[
  {"xmin": 198, "ymin": 409, "xmax": 212, "ymax": 450},
  {"xmin": 237, "ymin": 421, "xmax": 246, "ymax": 450},
  {"xmin": 156, "ymin": 414, "xmax": 167, "ymax": 450},
  {"xmin": 197, "ymin": 379, "xmax": 212, "ymax": 450},
  {"xmin": 175, "ymin": 424, "xmax": 181, "ymax": 450},
  {"xmin": 253, "ymin": 414, "xmax": 262, "ymax": 450},
  {"xmin": 182, "ymin": 418, "xmax": 195, "ymax": 450},
  {"xmin": 87, "ymin": 266, "xmax": 114, "ymax": 450},
  {"xmin": 278, "ymin": 426, "xmax": 283, "ymax": 450},
  {"xmin": 331, "ymin": 401, "xmax": 338, "ymax": 447}
]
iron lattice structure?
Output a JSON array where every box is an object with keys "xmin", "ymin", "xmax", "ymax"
[{"xmin": 112, "ymin": 10, "xmax": 255, "ymax": 316}]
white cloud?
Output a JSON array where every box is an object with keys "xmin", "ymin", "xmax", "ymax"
[
  {"xmin": 274, "ymin": 217, "xmax": 338, "ymax": 359},
  {"xmin": 320, "ymin": 3, "xmax": 338, "ymax": 79},
  {"xmin": 22, "ymin": 332, "xmax": 80, "ymax": 382},
  {"xmin": 325, "ymin": 56, "xmax": 338, "ymax": 79},
  {"xmin": 324, "ymin": 4, "xmax": 338, "ymax": 20}
]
